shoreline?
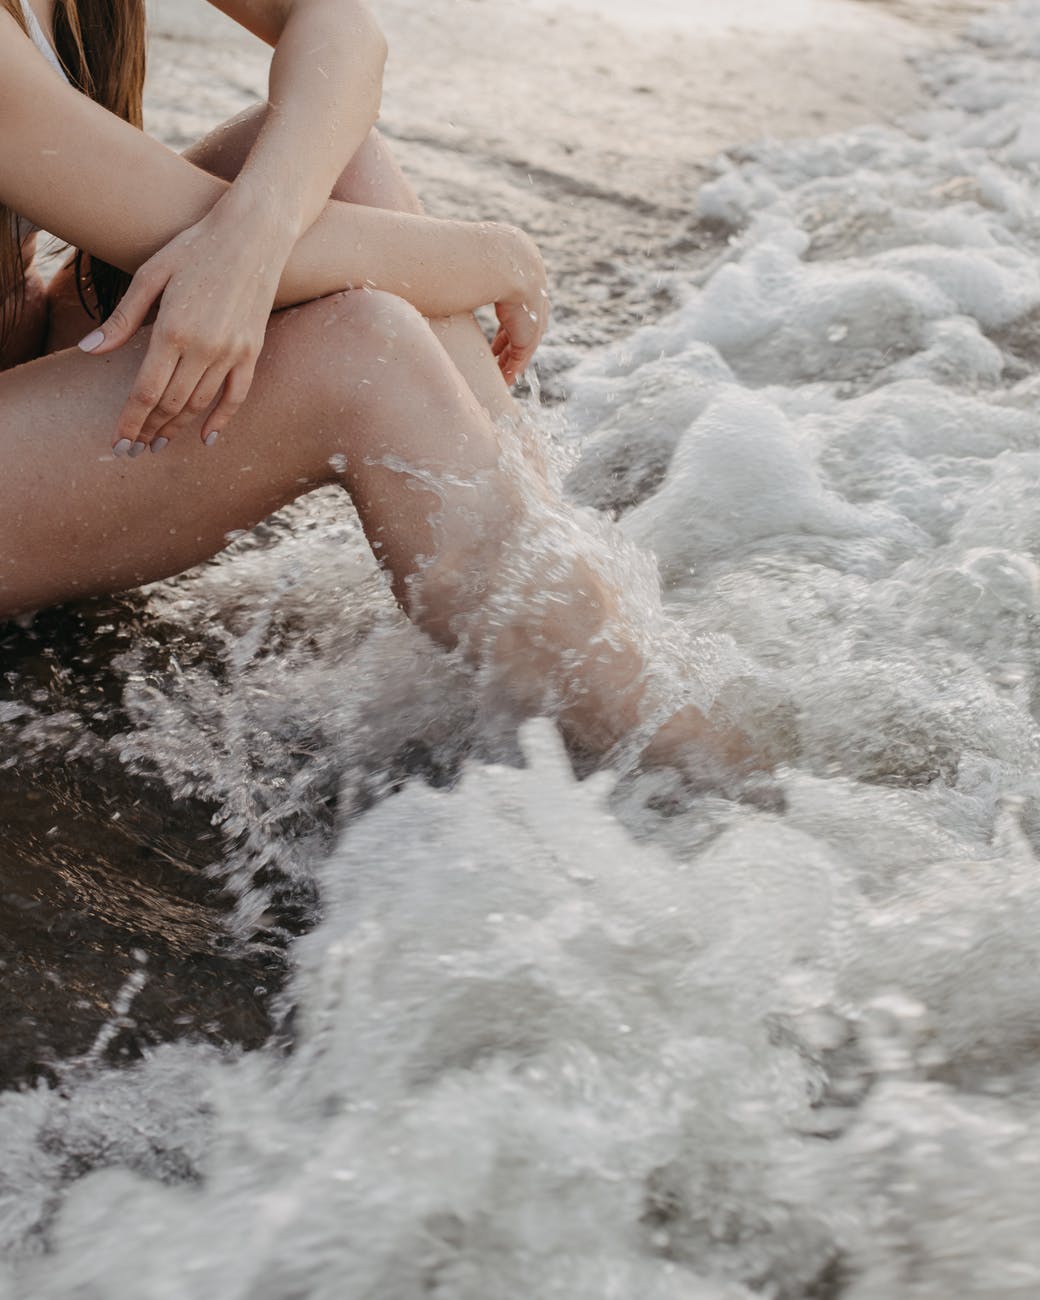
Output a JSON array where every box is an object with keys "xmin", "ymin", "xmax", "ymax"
[{"xmin": 146, "ymin": 0, "xmax": 997, "ymax": 356}]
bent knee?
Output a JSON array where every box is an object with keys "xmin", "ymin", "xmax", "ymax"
[
  {"xmin": 275, "ymin": 289, "xmax": 430, "ymax": 369},
  {"xmin": 261, "ymin": 289, "xmax": 440, "ymax": 437},
  {"xmin": 299, "ymin": 287, "xmax": 424, "ymax": 335}
]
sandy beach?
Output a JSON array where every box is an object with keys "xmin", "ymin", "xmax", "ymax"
[{"xmin": 146, "ymin": 0, "xmax": 993, "ymax": 352}]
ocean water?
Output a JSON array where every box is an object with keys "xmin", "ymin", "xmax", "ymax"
[{"xmin": 7, "ymin": 1, "xmax": 1040, "ymax": 1296}]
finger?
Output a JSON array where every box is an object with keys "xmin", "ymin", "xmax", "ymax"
[
  {"xmin": 135, "ymin": 357, "xmax": 214, "ymax": 445},
  {"xmin": 201, "ymin": 360, "xmax": 256, "ymax": 444},
  {"xmin": 139, "ymin": 355, "xmax": 221, "ymax": 442},
  {"xmin": 506, "ymin": 345, "xmax": 532, "ymax": 386},
  {"xmin": 152, "ymin": 367, "xmax": 227, "ymax": 448},
  {"xmin": 497, "ymin": 337, "xmax": 524, "ymax": 378},
  {"xmin": 79, "ymin": 262, "xmax": 168, "ymax": 356},
  {"xmin": 112, "ymin": 346, "xmax": 180, "ymax": 453},
  {"xmin": 491, "ymin": 329, "xmax": 509, "ymax": 357},
  {"xmin": 500, "ymin": 351, "xmax": 519, "ymax": 386}
]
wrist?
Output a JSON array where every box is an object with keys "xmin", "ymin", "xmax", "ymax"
[
  {"xmin": 213, "ymin": 182, "xmax": 302, "ymax": 259},
  {"xmin": 496, "ymin": 224, "xmax": 543, "ymax": 304}
]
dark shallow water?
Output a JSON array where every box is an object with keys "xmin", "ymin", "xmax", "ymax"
[{"xmin": 0, "ymin": 601, "xmax": 293, "ymax": 1089}]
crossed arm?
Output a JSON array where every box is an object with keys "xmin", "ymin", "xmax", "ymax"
[{"xmin": 0, "ymin": 0, "xmax": 548, "ymax": 448}]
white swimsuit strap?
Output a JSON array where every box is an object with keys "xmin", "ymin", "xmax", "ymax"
[{"xmin": 19, "ymin": 0, "xmax": 67, "ymax": 79}]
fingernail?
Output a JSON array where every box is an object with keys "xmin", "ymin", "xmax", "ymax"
[
  {"xmin": 113, "ymin": 438, "xmax": 133, "ymax": 457},
  {"xmin": 129, "ymin": 441, "xmax": 147, "ymax": 458},
  {"xmin": 204, "ymin": 430, "xmax": 220, "ymax": 447},
  {"xmin": 151, "ymin": 437, "xmax": 169, "ymax": 454},
  {"xmin": 78, "ymin": 329, "xmax": 105, "ymax": 353}
]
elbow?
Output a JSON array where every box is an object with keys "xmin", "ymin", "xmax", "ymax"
[
  {"xmin": 370, "ymin": 16, "xmax": 388, "ymax": 102},
  {"xmin": 357, "ymin": 3, "xmax": 388, "ymax": 82},
  {"xmin": 357, "ymin": 5, "xmax": 387, "ymax": 124},
  {"xmin": 370, "ymin": 17, "xmax": 388, "ymax": 74}
]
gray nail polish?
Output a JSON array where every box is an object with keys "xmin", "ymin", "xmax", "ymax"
[
  {"xmin": 113, "ymin": 438, "xmax": 133, "ymax": 457},
  {"xmin": 129, "ymin": 441, "xmax": 147, "ymax": 458},
  {"xmin": 204, "ymin": 430, "xmax": 220, "ymax": 448},
  {"xmin": 78, "ymin": 329, "xmax": 105, "ymax": 353},
  {"xmin": 151, "ymin": 437, "xmax": 169, "ymax": 454}
]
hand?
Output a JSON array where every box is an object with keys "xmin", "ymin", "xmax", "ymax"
[
  {"xmin": 490, "ymin": 228, "xmax": 550, "ymax": 386},
  {"xmin": 77, "ymin": 202, "xmax": 290, "ymax": 455}
]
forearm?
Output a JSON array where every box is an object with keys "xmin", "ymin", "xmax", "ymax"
[
  {"xmin": 225, "ymin": 0, "xmax": 387, "ymax": 242},
  {"xmin": 278, "ymin": 202, "xmax": 523, "ymax": 317},
  {"xmin": 0, "ymin": 25, "xmax": 532, "ymax": 319},
  {"xmin": 0, "ymin": 95, "xmax": 517, "ymax": 318}
]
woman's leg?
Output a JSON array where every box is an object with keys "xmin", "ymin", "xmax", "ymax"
[
  {"xmin": 29, "ymin": 124, "xmax": 750, "ymax": 768},
  {"xmin": 10, "ymin": 291, "xmax": 510, "ymax": 611},
  {"xmin": 181, "ymin": 109, "xmax": 520, "ymax": 426},
  {"xmin": 6, "ymin": 289, "xmax": 724, "ymax": 760}
]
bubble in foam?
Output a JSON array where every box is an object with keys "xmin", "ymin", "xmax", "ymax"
[{"xmin": 621, "ymin": 389, "xmax": 909, "ymax": 581}]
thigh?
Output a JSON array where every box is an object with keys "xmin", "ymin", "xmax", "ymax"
[
  {"xmin": 185, "ymin": 107, "xmax": 423, "ymax": 214},
  {"xmin": 0, "ymin": 306, "xmax": 338, "ymax": 618}
]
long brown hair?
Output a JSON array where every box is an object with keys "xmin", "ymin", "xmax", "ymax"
[{"xmin": 0, "ymin": 0, "xmax": 146, "ymax": 345}]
